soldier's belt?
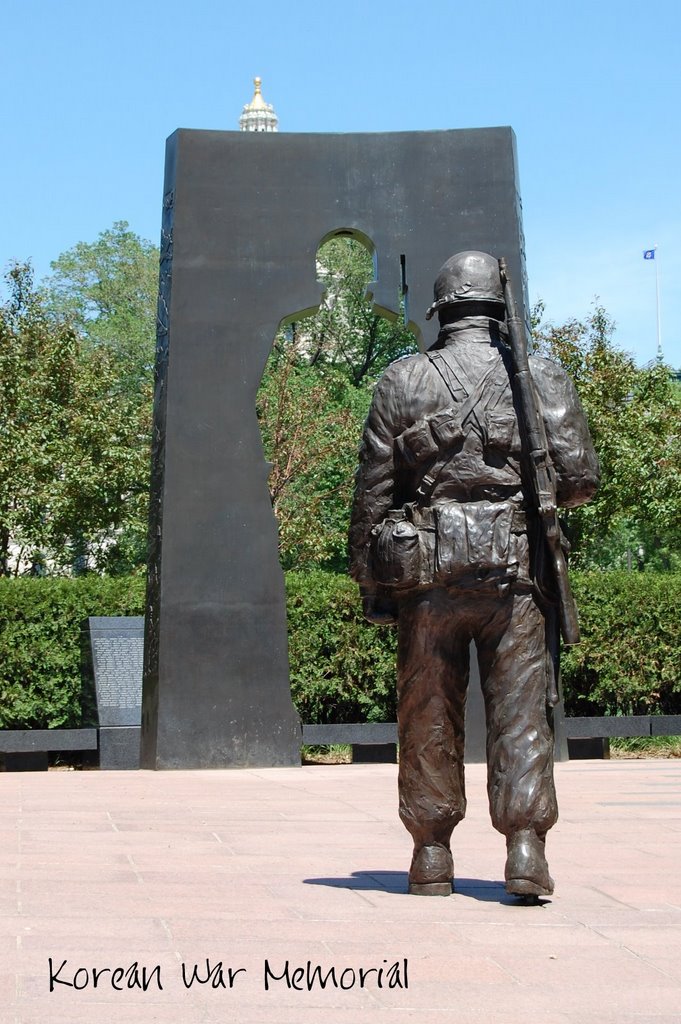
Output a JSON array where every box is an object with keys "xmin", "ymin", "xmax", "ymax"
[{"xmin": 370, "ymin": 499, "xmax": 526, "ymax": 592}]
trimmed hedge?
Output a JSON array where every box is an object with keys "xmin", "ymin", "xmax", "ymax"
[
  {"xmin": 0, "ymin": 570, "xmax": 678, "ymax": 728},
  {"xmin": 0, "ymin": 576, "xmax": 146, "ymax": 728},
  {"xmin": 285, "ymin": 570, "xmax": 397, "ymax": 723},
  {"xmin": 287, "ymin": 570, "xmax": 681, "ymax": 720},
  {"xmin": 562, "ymin": 571, "xmax": 681, "ymax": 716},
  {"xmin": 0, "ymin": 571, "xmax": 395, "ymax": 729}
]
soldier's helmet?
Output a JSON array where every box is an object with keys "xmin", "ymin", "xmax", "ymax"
[{"xmin": 425, "ymin": 250, "xmax": 503, "ymax": 320}]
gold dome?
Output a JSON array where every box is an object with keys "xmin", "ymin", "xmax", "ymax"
[{"xmin": 239, "ymin": 77, "xmax": 279, "ymax": 132}]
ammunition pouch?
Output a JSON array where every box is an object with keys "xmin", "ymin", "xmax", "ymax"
[
  {"xmin": 395, "ymin": 407, "xmax": 463, "ymax": 466},
  {"xmin": 433, "ymin": 499, "xmax": 521, "ymax": 590},
  {"xmin": 370, "ymin": 499, "xmax": 525, "ymax": 594},
  {"xmin": 483, "ymin": 412, "xmax": 520, "ymax": 453}
]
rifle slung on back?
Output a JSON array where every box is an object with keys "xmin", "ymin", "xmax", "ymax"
[{"xmin": 498, "ymin": 257, "xmax": 580, "ymax": 660}]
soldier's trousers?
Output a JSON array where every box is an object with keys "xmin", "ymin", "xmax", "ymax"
[{"xmin": 396, "ymin": 586, "xmax": 558, "ymax": 848}]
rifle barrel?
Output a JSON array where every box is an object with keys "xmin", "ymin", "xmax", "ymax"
[{"xmin": 498, "ymin": 258, "xmax": 580, "ymax": 652}]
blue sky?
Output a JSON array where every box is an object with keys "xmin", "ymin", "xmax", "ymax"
[{"xmin": 2, "ymin": 0, "xmax": 680, "ymax": 367}]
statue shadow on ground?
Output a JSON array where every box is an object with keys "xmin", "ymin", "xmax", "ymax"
[{"xmin": 303, "ymin": 872, "xmax": 550, "ymax": 906}]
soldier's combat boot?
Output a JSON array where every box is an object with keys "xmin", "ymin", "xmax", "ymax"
[
  {"xmin": 504, "ymin": 829, "xmax": 554, "ymax": 899},
  {"xmin": 408, "ymin": 843, "xmax": 453, "ymax": 896}
]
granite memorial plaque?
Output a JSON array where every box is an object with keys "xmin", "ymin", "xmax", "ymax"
[
  {"xmin": 89, "ymin": 617, "xmax": 144, "ymax": 727},
  {"xmin": 89, "ymin": 616, "xmax": 143, "ymax": 770}
]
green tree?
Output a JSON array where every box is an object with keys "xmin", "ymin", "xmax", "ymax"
[
  {"xmin": 0, "ymin": 263, "xmax": 151, "ymax": 576},
  {"xmin": 257, "ymin": 338, "xmax": 369, "ymax": 572},
  {"xmin": 302, "ymin": 236, "xmax": 416, "ymax": 386},
  {"xmin": 533, "ymin": 304, "xmax": 681, "ymax": 569},
  {"xmin": 45, "ymin": 220, "xmax": 158, "ymax": 389},
  {"xmin": 43, "ymin": 221, "xmax": 159, "ymax": 571}
]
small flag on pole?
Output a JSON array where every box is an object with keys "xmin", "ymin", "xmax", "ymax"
[{"xmin": 643, "ymin": 249, "xmax": 656, "ymax": 259}]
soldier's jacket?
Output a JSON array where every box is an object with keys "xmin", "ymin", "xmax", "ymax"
[{"xmin": 349, "ymin": 316, "xmax": 599, "ymax": 591}]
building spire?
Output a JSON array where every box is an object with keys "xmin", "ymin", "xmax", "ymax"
[{"xmin": 239, "ymin": 77, "xmax": 279, "ymax": 132}]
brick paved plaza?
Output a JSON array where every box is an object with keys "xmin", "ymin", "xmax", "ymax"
[{"xmin": 2, "ymin": 759, "xmax": 680, "ymax": 1024}]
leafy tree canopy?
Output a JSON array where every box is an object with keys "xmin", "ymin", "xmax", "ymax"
[
  {"xmin": 533, "ymin": 303, "xmax": 681, "ymax": 570},
  {"xmin": 45, "ymin": 220, "xmax": 158, "ymax": 389},
  {"xmin": 304, "ymin": 236, "xmax": 417, "ymax": 386},
  {"xmin": 0, "ymin": 263, "xmax": 151, "ymax": 576}
]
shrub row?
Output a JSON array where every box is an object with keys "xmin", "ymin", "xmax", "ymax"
[
  {"xmin": 0, "ymin": 571, "xmax": 678, "ymax": 729},
  {"xmin": 287, "ymin": 571, "xmax": 681, "ymax": 720},
  {"xmin": 0, "ymin": 575, "xmax": 146, "ymax": 728},
  {"xmin": 285, "ymin": 570, "xmax": 397, "ymax": 723},
  {"xmin": 562, "ymin": 571, "xmax": 681, "ymax": 716}
]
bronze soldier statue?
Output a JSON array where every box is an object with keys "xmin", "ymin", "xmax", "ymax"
[{"xmin": 349, "ymin": 251, "xmax": 599, "ymax": 899}]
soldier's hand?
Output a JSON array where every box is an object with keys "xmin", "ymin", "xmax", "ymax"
[{"xmin": 362, "ymin": 593, "xmax": 398, "ymax": 625}]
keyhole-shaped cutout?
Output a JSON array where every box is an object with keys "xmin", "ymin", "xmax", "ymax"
[{"xmin": 257, "ymin": 231, "xmax": 417, "ymax": 573}]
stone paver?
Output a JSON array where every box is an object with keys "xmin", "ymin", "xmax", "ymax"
[{"xmin": 1, "ymin": 760, "xmax": 680, "ymax": 1023}]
